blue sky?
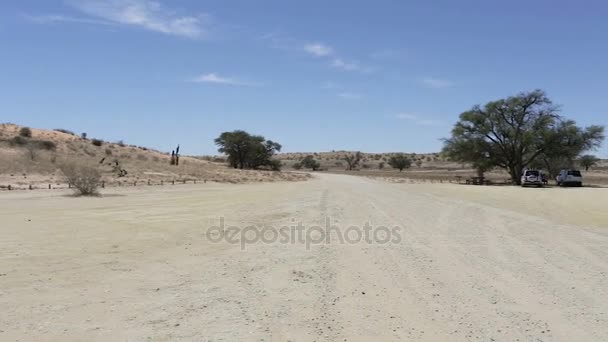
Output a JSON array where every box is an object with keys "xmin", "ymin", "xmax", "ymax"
[{"xmin": 1, "ymin": 0, "xmax": 607, "ymax": 156}]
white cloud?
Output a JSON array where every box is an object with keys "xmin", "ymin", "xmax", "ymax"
[
  {"xmin": 421, "ymin": 77, "xmax": 453, "ymax": 88},
  {"xmin": 66, "ymin": 0, "xmax": 208, "ymax": 38},
  {"xmin": 337, "ymin": 92, "xmax": 361, "ymax": 100},
  {"xmin": 331, "ymin": 58, "xmax": 360, "ymax": 71},
  {"xmin": 304, "ymin": 43, "xmax": 333, "ymax": 57},
  {"xmin": 395, "ymin": 113, "xmax": 443, "ymax": 126},
  {"xmin": 191, "ymin": 73, "xmax": 258, "ymax": 86},
  {"xmin": 23, "ymin": 14, "xmax": 114, "ymax": 25}
]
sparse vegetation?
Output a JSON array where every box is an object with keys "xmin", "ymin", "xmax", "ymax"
[
  {"xmin": 60, "ymin": 162, "xmax": 102, "ymax": 196},
  {"xmin": 91, "ymin": 139, "xmax": 103, "ymax": 146}
]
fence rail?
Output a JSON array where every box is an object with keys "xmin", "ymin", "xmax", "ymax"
[{"xmin": 0, "ymin": 178, "xmax": 208, "ymax": 192}]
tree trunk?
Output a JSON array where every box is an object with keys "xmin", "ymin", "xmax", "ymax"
[{"xmin": 508, "ymin": 165, "xmax": 522, "ymax": 185}]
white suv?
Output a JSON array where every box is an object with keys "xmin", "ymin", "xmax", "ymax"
[
  {"xmin": 521, "ymin": 169, "xmax": 543, "ymax": 187},
  {"xmin": 556, "ymin": 169, "xmax": 583, "ymax": 187}
]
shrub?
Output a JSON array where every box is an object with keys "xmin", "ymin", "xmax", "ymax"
[
  {"xmin": 54, "ymin": 128, "xmax": 75, "ymax": 136},
  {"xmin": 268, "ymin": 159, "xmax": 282, "ymax": 171},
  {"xmin": 105, "ymin": 148, "xmax": 113, "ymax": 156},
  {"xmin": 117, "ymin": 140, "xmax": 125, "ymax": 147},
  {"xmin": 388, "ymin": 154, "xmax": 412, "ymax": 172},
  {"xmin": 292, "ymin": 162, "xmax": 302, "ymax": 170},
  {"xmin": 36, "ymin": 140, "xmax": 57, "ymax": 151},
  {"xmin": 81, "ymin": 132, "xmax": 88, "ymax": 140},
  {"xmin": 60, "ymin": 162, "xmax": 102, "ymax": 196},
  {"xmin": 301, "ymin": 155, "xmax": 321, "ymax": 171},
  {"xmin": 10, "ymin": 136, "xmax": 28, "ymax": 146},
  {"xmin": 91, "ymin": 139, "xmax": 103, "ymax": 146},
  {"xmin": 19, "ymin": 127, "xmax": 32, "ymax": 138}
]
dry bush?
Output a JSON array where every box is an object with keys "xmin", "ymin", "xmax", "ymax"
[
  {"xmin": 19, "ymin": 127, "xmax": 32, "ymax": 138},
  {"xmin": 91, "ymin": 139, "xmax": 103, "ymax": 146},
  {"xmin": 54, "ymin": 128, "xmax": 76, "ymax": 136},
  {"xmin": 60, "ymin": 162, "xmax": 102, "ymax": 196},
  {"xmin": 35, "ymin": 140, "xmax": 56, "ymax": 151}
]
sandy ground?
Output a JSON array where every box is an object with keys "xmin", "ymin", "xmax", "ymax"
[{"xmin": 1, "ymin": 174, "xmax": 607, "ymax": 341}]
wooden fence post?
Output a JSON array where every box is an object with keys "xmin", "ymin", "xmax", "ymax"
[
  {"xmin": 134, "ymin": 181, "xmax": 137, "ymax": 187},
  {"xmin": 29, "ymin": 184, "xmax": 33, "ymax": 190},
  {"xmin": 102, "ymin": 181, "xmax": 105, "ymax": 188},
  {"xmin": 161, "ymin": 180, "xmax": 164, "ymax": 185},
  {"xmin": 8, "ymin": 185, "xmax": 12, "ymax": 191},
  {"xmin": 172, "ymin": 180, "xmax": 175, "ymax": 185},
  {"xmin": 49, "ymin": 184, "xmax": 52, "ymax": 189},
  {"xmin": 148, "ymin": 179, "xmax": 151, "ymax": 186}
]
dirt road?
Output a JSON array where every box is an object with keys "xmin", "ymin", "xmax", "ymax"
[{"xmin": 1, "ymin": 174, "xmax": 607, "ymax": 341}]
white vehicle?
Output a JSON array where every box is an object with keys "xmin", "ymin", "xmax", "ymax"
[
  {"xmin": 521, "ymin": 169, "xmax": 543, "ymax": 187},
  {"xmin": 556, "ymin": 169, "xmax": 583, "ymax": 187}
]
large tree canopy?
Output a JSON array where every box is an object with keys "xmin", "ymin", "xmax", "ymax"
[
  {"xmin": 215, "ymin": 130, "xmax": 282, "ymax": 170},
  {"xmin": 443, "ymin": 90, "xmax": 604, "ymax": 184}
]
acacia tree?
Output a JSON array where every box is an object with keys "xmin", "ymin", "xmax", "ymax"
[
  {"xmin": 579, "ymin": 154, "xmax": 600, "ymax": 171},
  {"xmin": 214, "ymin": 130, "xmax": 282, "ymax": 170},
  {"xmin": 443, "ymin": 89, "xmax": 604, "ymax": 184},
  {"xmin": 388, "ymin": 154, "xmax": 412, "ymax": 172},
  {"xmin": 301, "ymin": 155, "xmax": 321, "ymax": 171},
  {"xmin": 343, "ymin": 152, "xmax": 362, "ymax": 170},
  {"xmin": 531, "ymin": 121, "xmax": 604, "ymax": 177}
]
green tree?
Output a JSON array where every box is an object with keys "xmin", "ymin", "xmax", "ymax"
[
  {"xmin": 301, "ymin": 155, "xmax": 321, "ymax": 171},
  {"xmin": 531, "ymin": 121, "xmax": 604, "ymax": 177},
  {"xmin": 443, "ymin": 89, "xmax": 604, "ymax": 184},
  {"xmin": 214, "ymin": 130, "xmax": 282, "ymax": 170},
  {"xmin": 579, "ymin": 154, "xmax": 600, "ymax": 171},
  {"xmin": 388, "ymin": 153, "xmax": 412, "ymax": 172}
]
